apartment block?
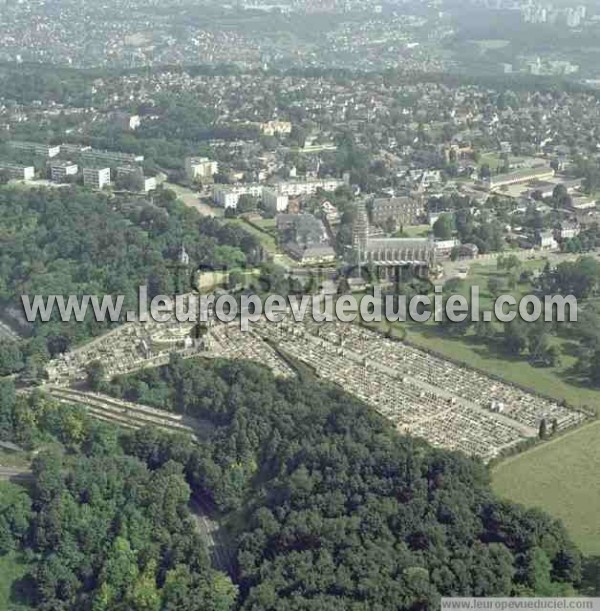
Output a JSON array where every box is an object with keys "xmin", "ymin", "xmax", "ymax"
[
  {"xmin": 50, "ymin": 160, "xmax": 78, "ymax": 182},
  {"xmin": 185, "ymin": 157, "xmax": 218, "ymax": 181},
  {"xmin": 83, "ymin": 167, "xmax": 111, "ymax": 190},
  {"xmin": 0, "ymin": 164, "xmax": 35, "ymax": 180},
  {"xmin": 9, "ymin": 140, "xmax": 60, "ymax": 158},
  {"xmin": 262, "ymin": 187, "xmax": 289, "ymax": 212}
]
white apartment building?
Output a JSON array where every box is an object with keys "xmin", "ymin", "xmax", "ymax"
[
  {"xmin": 214, "ymin": 179, "xmax": 344, "ymax": 209},
  {"xmin": 116, "ymin": 166, "xmax": 156, "ymax": 192},
  {"xmin": 262, "ymin": 187, "xmax": 289, "ymax": 212},
  {"xmin": 9, "ymin": 141, "xmax": 60, "ymax": 158},
  {"xmin": 213, "ymin": 184, "xmax": 262, "ymax": 209},
  {"xmin": 260, "ymin": 120, "xmax": 293, "ymax": 136},
  {"xmin": 83, "ymin": 167, "xmax": 111, "ymax": 190},
  {"xmin": 142, "ymin": 177, "xmax": 157, "ymax": 192},
  {"xmin": 113, "ymin": 112, "xmax": 141, "ymax": 131},
  {"xmin": 50, "ymin": 161, "xmax": 78, "ymax": 182},
  {"xmin": 79, "ymin": 149, "xmax": 143, "ymax": 165},
  {"xmin": 0, "ymin": 164, "xmax": 35, "ymax": 180},
  {"xmin": 185, "ymin": 157, "xmax": 219, "ymax": 181},
  {"xmin": 274, "ymin": 178, "xmax": 345, "ymax": 197}
]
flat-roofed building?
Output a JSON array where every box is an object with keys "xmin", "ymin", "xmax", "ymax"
[
  {"xmin": 569, "ymin": 196, "xmax": 596, "ymax": 211},
  {"xmin": 260, "ymin": 120, "xmax": 292, "ymax": 136},
  {"xmin": 0, "ymin": 163, "xmax": 35, "ymax": 180},
  {"xmin": 484, "ymin": 167, "xmax": 555, "ymax": 190},
  {"xmin": 83, "ymin": 167, "xmax": 111, "ymax": 190},
  {"xmin": 185, "ymin": 157, "xmax": 218, "ymax": 181},
  {"xmin": 537, "ymin": 230, "xmax": 558, "ymax": 250},
  {"xmin": 80, "ymin": 149, "xmax": 143, "ymax": 165},
  {"xmin": 60, "ymin": 144, "xmax": 92, "ymax": 156},
  {"xmin": 142, "ymin": 176, "xmax": 157, "ymax": 192},
  {"xmin": 50, "ymin": 160, "xmax": 78, "ymax": 182},
  {"xmin": 274, "ymin": 178, "xmax": 344, "ymax": 197},
  {"xmin": 113, "ymin": 112, "xmax": 141, "ymax": 131},
  {"xmin": 262, "ymin": 187, "xmax": 289, "ymax": 212},
  {"xmin": 9, "ymin": 140, "xmax": 60, "ymax": 158},
  {"xmin": 116, "ymin": 166, "xmax": 156, "ymax": 192},
  {"xmin": 213, "ymin": 184, "xmax": 262, "ymax": 209}
]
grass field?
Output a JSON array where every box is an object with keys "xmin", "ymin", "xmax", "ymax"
[
  {"xmin": 398, "ymin": 224, "xmax": 431, "ymax": 238},
  {"xmin": 492, "ymin": 420, "xmax": 600, "ymax": 556}
]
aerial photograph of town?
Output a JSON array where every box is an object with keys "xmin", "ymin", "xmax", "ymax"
[{"xmin": 2, "ymin": 0, "xmax": 600, "ymax": 609}]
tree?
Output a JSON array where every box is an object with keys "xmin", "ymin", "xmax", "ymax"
[
  {"xmin": 433, "ymin": 213, "xmax": 454, "ymax": 239},
  {"xmin": 553, "ymin": 184, "xmax": 569, "ymax": 209},
  {"xmin": 0, "ymin": 380, "xmax": 16, "ymax": 441},
  {"xmin": 236, "ymin": 195, "xmax": 258, "ymax": 215},
  {"xmin": 487, "ymin": 276, "xmax": 505, "ymax": 299},
  {"xmin": 503, "ymin": 320, "xmax": 528, "ymax": 355},
  {"xmin": 86, "ymin": 360, "xmax": 106, "ymax": 391},
  {"xmin": 589, "ymin": 350, "xmax": 600, "ymax": 386},
  {"xmin": 498, "ymin": 254, "xmax": 521, "ymax": 273}
]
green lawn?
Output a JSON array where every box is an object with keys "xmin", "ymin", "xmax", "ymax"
[
  {"xmin": 480, "ymin": 152, "xmax": 503, "ymax": 172},
  {"xmin": 253, "ymin": 218, "xmax": 277, "ymax": 233},
  {"xmin": 228, "ymin": 219, "xmax": 295, "ymax": 268},
  {"xmin": 398, "ymin": 224, "xmax": 431, "ymax": 238},
  {"xmin": 492, "ymin": 420, "xmax": 600, "ymax": 556}
]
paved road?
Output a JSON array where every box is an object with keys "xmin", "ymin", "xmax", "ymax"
[{"xmin": 189, "ymin": 495, "xmax": 236, "ymax": 574}]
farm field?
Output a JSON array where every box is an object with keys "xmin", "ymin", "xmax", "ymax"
[{"xmin": 492, "ymin": 420, "xmax": 600, "ymax": 556}]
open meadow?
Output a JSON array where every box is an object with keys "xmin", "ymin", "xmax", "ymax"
[{"xmin": 492, "ymin": 420, "xmax": 600, "ymax": 556}]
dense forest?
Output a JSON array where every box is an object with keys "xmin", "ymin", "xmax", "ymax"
[
  {"xmin": 0, "ymin": 382, "xmax": 237, "ymax": 609},
  {"xmin": 0, "ymin": 185, "xmax": 262, "ymax": 376},
  {"xmin": 0, "ymin": 358, "xmax": 584, "ymax": 608}
]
